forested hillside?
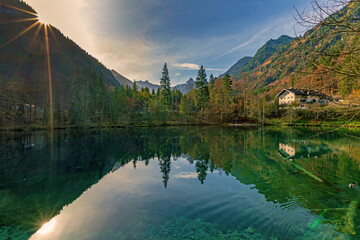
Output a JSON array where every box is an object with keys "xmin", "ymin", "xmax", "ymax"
[
  {"xmin": 1, "ymin": 0, "xmax": 360, "ymax": 129},
  {"xmin": 0, "ymin": 0, "xmax": 121, "ymax": 128},
  {"xmin": 223, "ymin": 35, "xmax": 293, "ymax": 79},
  {"xmin": 226, "ymin": 1, "xmax": 360, "ymax": 98}
]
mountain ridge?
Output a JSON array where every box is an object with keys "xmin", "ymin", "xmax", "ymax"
[
  {"xmin": 220, "ymin": 2, "xmax": 360, "ymax": 98},
  {"xmin": 172, "ymin": 78, "xmax": 195, "ymax": 94},
  {"xmin": 220, "ymin": 57, "xmax": 252, "ymax": 78},
  {"xmin": 0, "ymin": 0, "xmax": 121, "ymax": 91},
  {"xmin": 111, "ymin": 69, "xmax": 196, "ymax": 94},
  {"xmin": 222, "ymin": 35, "xmax": 294, "ymax": 79},
  {"xmin": 135, "ymin": 80, "xmax": 159, "ymax": 92},
  {"xmin": 111, "ymin": 70, "xmax": 132, "ymax": 87},
  {"xmin": 236, "ymin": 3, "xmax": 360, "ymax": 96}
]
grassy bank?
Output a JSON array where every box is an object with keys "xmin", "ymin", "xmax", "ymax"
[
  {"xmin": 3, "ymin": 112, "xmax": 360, "ymax": 132},
  {"xmin": 264, "ymin": 119, "xmax": 360, "ymax": 127}
]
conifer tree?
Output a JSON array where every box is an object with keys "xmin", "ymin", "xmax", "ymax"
[
  {"xmin": 132, "ymin": 81, "xmax": 138, "ymax": 93},
  {"xmin": 195, "ymin": 65, "xmax": 210, "ymax": 111},
  {"xmin": 209, "ymin": 74, "xmax": 215, "ymax": 85},
  {"xmin": 159, "ymin": 63, "xmax": 171, "ymax": 108}
]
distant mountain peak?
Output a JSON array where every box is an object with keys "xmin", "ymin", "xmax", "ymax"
[
  {"xmin": 186, "ymin": 78, "xmax": 195, "ymax": 84},
  {"xmin": 135, "ymin": 80, "xmax": 159, "ymax": 91},
  {"xmin": 277, "ymin": 35, "xmax": 293, "ymax": 40},
  {"xmin": 172, "ymin": 78, "xmax": 195, "ymax": 94}
]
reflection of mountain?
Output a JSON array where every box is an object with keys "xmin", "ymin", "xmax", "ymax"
[
  {"xmin": 2, "ymin": 127, "xmax": 360, "ymax": 239},
  {"xmin": 0, "ymin": 131, "xmax": 121, "ymax": 238},
  {"xmin": 0, "ymin": 128, "xmax": 187, "ymax": 238}
]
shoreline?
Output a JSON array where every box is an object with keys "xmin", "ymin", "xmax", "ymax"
[
  {"xmin": 263, "ymin": 120, "xmax": 360, "ymax": 128},
  {"xmin": 2, "ymin": 120, "xmax": 360, "ymax": 132},
  {"xmin": 0, "ymin": 122, "xmax": 216, "ymax": 133}
]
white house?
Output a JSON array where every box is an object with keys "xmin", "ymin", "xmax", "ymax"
[{"xmin": 276, "ymin": 88, "xmax": 331, "ymax": 109}]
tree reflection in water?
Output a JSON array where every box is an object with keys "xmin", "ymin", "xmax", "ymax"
[{"xmin": 1, "ymin": 127, "xmax": 360, "ymax": 239}]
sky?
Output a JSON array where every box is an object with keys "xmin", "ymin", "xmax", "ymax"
[{"xmin": 23, "ymin": 0, "xmax": 311, "ymax": 85}]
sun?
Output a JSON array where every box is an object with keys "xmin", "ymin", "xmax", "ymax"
[
  {"xmin": 38, "ymin": 219, "xmax": 56, "ymax": 235},
  {"xmin": 37, "ymin": 14, "xmax": 50, "ymax": 25}
]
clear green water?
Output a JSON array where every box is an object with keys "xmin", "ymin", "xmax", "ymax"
[{"xmin": 1, "ymin": 127, "xmax": 360, "ymax": 240}]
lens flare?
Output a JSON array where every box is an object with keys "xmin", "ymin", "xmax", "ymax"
[
  {"xmin": 38, "ymin": 219, "xmax": 56, "ymax": 235},
  {"xmin": 37, "ymin": 15, "xmax": 50, "ymax": 26},
  {"xmin": 44, "ymin": 24, "xmax": 54, "ymax": 131},
  {"xmin": 0, "ymin": 3, "xmax": 56, "ymax": 130},
  {"xmin": 0, "ymin": 21, "xmax": 39, "ymax": 50},
  {"xmin": 0, "ymin": 18, "xmax": 37, "ymax": 24},
  {"xmin": 0, "ymin": 3, "xmax": 37, "ymax": 17}
]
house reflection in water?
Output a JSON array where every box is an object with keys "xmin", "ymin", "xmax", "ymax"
[
  {"xmin": 279, "ymin": 143, "xmax": 296, "ymax": 158},
  {"xmin": 278, "ymin": 141, "xmax": 331, "ymax": 160}
]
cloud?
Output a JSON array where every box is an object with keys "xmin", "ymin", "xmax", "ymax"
[
  {"xmin": 171, "ymin": 63, "xmax": 226, "ymax": 74},
  {"xmin": 208, "ymin": 68, "xmax": 227, "ymax": 71},
  {"xmin": 173, "ymin": 172, "xmax": 198, "ymax": 179},
  {"xmin": 218, "ymin": 27, "xmax": 270, "ymax": 58},
  {"xmin": 172, "ymin": 63, "xmax": 200, "ymax": 70},
  {"xmin": 95, "ymin": 38, "xmax": 156, "ymax": 82},
  {"xmin": 23, "ymin": 1, "xmax": 302, "ymax": 85}
]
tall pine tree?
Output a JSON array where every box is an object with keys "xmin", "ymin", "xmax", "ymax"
[
  {"xmin": 195, "ymin": 65, "xmax": 210, "ymax": 111},
  {"xmin": 159, "ymin": 63, "xmax": 171, "ymax": 109},
  {"xmin": 209, "ymin": 74, "xmax": 215, "ymax": 85}
]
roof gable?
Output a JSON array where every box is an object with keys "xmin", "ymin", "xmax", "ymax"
[{"xmin": 277, "ymin": 88, "xmax": 330, "ymax": 98}]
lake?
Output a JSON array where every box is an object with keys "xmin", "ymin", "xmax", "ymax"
[{"xmin": 1, "ymin": 126, "xmax": 360, "ymax": 240}]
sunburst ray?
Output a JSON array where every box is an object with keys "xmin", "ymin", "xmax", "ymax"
[
  {"xmin": 0, "ymin": 3, "xmax": 55, "ymax": 130},
  {"xmin": 0, "ymin": 3, "xmax": 37, "ymax": 17},
  {"xmin": 44, "ymin": 25, "xmax": 54, "ymax": 130},
  {"xmin": 28, "ymin": 23, "xmax": 43, "ymax": 51},
  {"xmin": 47, "ymin": 25, "xmax": 61, "ymax": 48},
  {"xmin": 0, "ymin": 21, "xmax": 39, "ymax": 50},
  {"xmin": 0, "ymin": 17, "xmax": 37, "ymax": 24}
]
